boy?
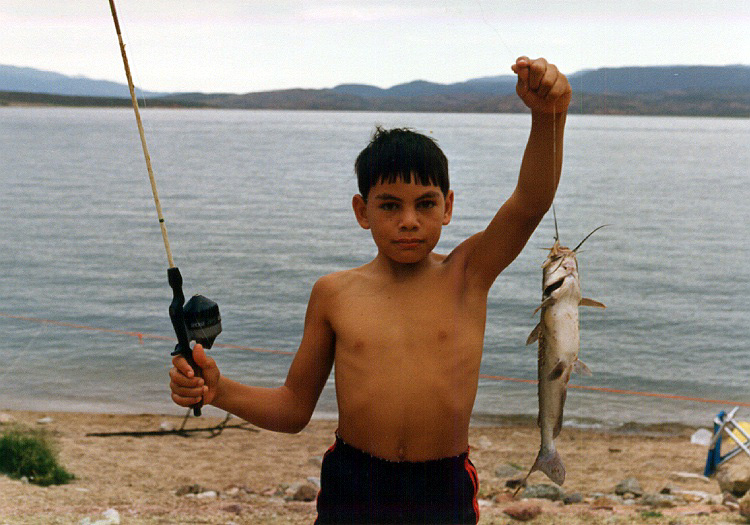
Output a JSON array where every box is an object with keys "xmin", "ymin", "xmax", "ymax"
[{"xmin": 170, "ymin": 56, "xmax": 572, "ymax": 524}]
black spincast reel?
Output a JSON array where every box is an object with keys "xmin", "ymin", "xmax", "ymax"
[{"xmin": 167, "ymin": 267, "xmax": 222, "ymax": 416}]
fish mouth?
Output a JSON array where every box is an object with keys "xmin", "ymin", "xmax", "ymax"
[{"xmin": 543, "ymin": 277, "xmax": 566, "ymax": 297}]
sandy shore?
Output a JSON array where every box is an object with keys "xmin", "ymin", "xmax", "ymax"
[{"xmin": 0, "ymin": 410, "xmax": 746, "ymax": 524}]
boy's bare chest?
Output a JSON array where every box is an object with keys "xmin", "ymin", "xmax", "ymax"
[{"xmin": 329, "ymin": 272, "xmax": 486, "ymax": 354}]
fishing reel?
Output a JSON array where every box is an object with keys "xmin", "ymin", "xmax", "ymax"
[{"xmin": 167, "ymin": 267, "xmax": 222, "ymax": 416}]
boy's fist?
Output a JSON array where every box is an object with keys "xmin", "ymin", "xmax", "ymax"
[
  {"xmin": 511, "ymin": 56, "xmax": 572, "ymax": 114},
  {"xmin": 169, "ymin": 344, "xmax": 220, "ymax": 407}
]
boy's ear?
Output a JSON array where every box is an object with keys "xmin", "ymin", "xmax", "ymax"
[
  {"xmin": 352, "ymin": 194, "xmax": 370, "ymax": 229},
  {"xmin": 442, "ymin": 190, "xmax": 455, "ymax": 225}
]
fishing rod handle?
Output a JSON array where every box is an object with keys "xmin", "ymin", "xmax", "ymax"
[{"xmin": 168, "ymin": 267, "xmax": 203, "ymax": 416}]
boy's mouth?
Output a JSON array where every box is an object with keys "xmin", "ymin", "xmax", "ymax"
[{"xmin": 393, "ymin": 238, "xmax": 423, "ymax": 246}]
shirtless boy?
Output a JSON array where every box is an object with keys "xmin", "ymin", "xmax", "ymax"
[{"xmin": 170, "ymin": 56, "xmax": 572, "ymax": 524}]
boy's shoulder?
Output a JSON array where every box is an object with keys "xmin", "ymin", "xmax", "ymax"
[{"xmin": 313, "ymin": 264, "xmax": 373, "ymax": 296}]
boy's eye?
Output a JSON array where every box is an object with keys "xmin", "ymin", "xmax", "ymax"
[
  {"xmin": 417, "ymin": 200, "xmax": 437, "ymax": 209},
  {"xmin": 379, "ymin": 202, "xmax": 399, "ymax": 211}
]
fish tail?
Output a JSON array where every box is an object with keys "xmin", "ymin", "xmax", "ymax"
[{"xmin": 531, "ymin": 448, "xmax": 566, "ymax": 486}]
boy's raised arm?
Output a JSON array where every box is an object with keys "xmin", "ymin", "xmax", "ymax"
[{"xmin": 463, "ymin": 56, "xmax": 572, "ymax": 289}]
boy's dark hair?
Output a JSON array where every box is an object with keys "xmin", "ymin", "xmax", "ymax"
[{"xmin": 355, "ymin": 127, "xmax": 449, "ymax": 200}]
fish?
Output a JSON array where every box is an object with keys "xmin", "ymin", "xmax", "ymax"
[{"xmin": 519, "ymin": 217, "xmax": 607, "ymax": 489}]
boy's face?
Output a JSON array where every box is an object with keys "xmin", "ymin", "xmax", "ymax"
[{"xmin": 353, "ymin": 178, "xmax": 454, "ymax": 265}]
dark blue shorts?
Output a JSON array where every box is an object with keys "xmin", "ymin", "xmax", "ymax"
[{"xmin": 315, "ymin": 435, "xmax": 479, "ymax": 524}]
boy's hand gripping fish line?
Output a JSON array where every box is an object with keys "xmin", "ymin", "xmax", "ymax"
[{"xmin": 108, "ymin": 0, "xmax": 221, "ymax": 416}]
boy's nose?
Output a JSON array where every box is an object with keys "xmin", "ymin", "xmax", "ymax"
[{"xmin": 398, "ymin": 208, "xmax": 419, "ymax": 230}]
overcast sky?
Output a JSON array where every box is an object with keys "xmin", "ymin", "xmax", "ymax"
[{"xmin": 2, "ymin": 1, "xmax": 748, "ymax": 93}]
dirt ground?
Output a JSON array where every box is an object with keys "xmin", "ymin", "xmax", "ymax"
[{"xmin": 0, "ymin": 410, "xmax": 746, "ymax": 524}]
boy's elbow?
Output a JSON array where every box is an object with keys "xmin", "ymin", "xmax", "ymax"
[
  {"xmin": 514, "ymin": 189, "xmax": 554, "ymax": 223},
  {"xmin": 284, "ymin": 413, "xmax": 311, "ymax": 434}
]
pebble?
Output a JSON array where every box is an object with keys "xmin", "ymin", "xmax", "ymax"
[
  {"xmin": 641, "ymin": 493, "xmax": 678, "ymax": 508},
  {"xmin": 221, "ymin": 504, "xmax": 243, "ymax": 515},
  {"xmin": 614, "ymin": 476, "xmax": 643, "ymax": 497},
  {"xmin": 159, "ymin": 421, "xmax": 175, "ymax": 431},
  {"xmin": 563, "ymin": 492, "xmax": 583, "ymax": 504},
  {"xmin": 175, "ymin": 484, "xmax": 210, "ymax": 496},
  {"xmin": 590, "ymin": 496, "xmax": 619, "ymax": 510},
  {"xmin": 520, "ymin": 483, "xmax": 565, "ymax": 501},
  {"xmin": 291, "ymin": 483, "xmax": 318, "ymax": 502},
  {"xmin": 78, "ymin": 509, "xmax": 120, "ymax": 525},
  {"xmin": 503, "ymin": 502, "xmax": 542, "ymax": 522},
  {"xmin": 193, "ymin": 491, "xmax": 218, "ymax": 499},
  {"xmin": 36, "ymin": 416, "xmax": 54, "ymax": 425}
]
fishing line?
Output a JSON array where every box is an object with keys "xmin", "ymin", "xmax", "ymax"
[
  {"xmin": 473, "ymin": 0, "xmax": 516, "ymax": 64},
  {"xmin": 108, "ymin": 0, "xmax": 222, "ymax": 417}
]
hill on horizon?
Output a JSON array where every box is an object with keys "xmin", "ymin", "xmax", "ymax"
[{"xmin": 2, "ymin": 63, "xmax": 749, "ymax": 117}]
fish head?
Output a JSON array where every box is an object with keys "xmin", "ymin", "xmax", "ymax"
[{"xmin": 542, "ymin": 245, "xmax": 580, "ymax": 298}]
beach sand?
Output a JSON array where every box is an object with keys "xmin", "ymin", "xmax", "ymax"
[{"xmin": 0, "ymin": 410, "xmax": 745, "ymax": 524}]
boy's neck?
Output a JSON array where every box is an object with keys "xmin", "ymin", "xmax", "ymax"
[{"xmin": 372, "ymin": 251, "xmax": 439, "ymax": 280}]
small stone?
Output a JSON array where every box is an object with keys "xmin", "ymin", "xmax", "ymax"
[
  {"xmin": 222, "ymin": 504, "xmax": 243, "ymax": 515},
  {"xmin": 563, "ymin": 492, "xmax": 583, "ymax": 504},
  {"xmin": 723, "ymin": 491, "xmax": 739, "ymax": 509},
  {"xmin": 307, "ymin": 476, "xmax": 321, "ymax": 488},
  {"xmin": 503, "ymin": 502, "xmax": 542, "ymax": 521},
  {"xmin": 505, "ymin": 478, "xmax": 525, "ymax": 489},
  {"xmin": 175, "ymin": 484, "xmax": 207, "ymax": 496},
  {"xmin": 292, "ymin": 483, "xmax": 318, "ymax": 502},
  {"xmin": 159, "ymin": 421, "xmax": 175, "ymax": 431},
  {"xmin": 590, "ymin": 496, "xmax": 619, "ymax": 509},
  {"xmin": 224, "ymin": 486, "xmax": 240, "ymax": 496},
  {"xmin": 36, "ymin": 416, "xmax": 54, "ymax": 424},
  {"xmin": 195, "ymin": 490, "xmax": 218, "ymax": 499},
  {"xmin": 520, "ymin": 483, "xmax": 565, "ymax": 501},
  {"xmin": 614, "ymin": 476, "xmax": 643, "ymax": 497},
  {"xmin": 673, "ymin": 489, "xmax": 710, "ymax": 503},
  {"xmin": 716, "ymin": 459, "xmax": 750, "ymax": 497},
  {"xmin": 641, "ymin": 493, "xmax": 677, "ymax": 508}
]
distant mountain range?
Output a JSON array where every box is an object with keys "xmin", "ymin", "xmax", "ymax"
[{"xmin": 2, "ymin": 64, "xmax": 749, "ymax": 117}]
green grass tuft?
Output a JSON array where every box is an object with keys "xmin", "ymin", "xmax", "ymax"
[{"xmin": 0, "ymin": 425, "xmax": 74, "ymax": 486}]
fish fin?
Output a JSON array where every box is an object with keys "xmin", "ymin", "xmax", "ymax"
[
  {"xmin": 531, "ymin": 448, "xmax": 566, "ymax": 486},
  {"xmin": 572, "ymin": 358, "xmax": 592, "ymax": 376},
  {"xmin": 580, "ymin": 298, "xmax": 606, "ymax": 308},
  {"xmin": 532, "ymin": 297, "xmax": 555, "ymax": 315},
  {"xmin": 548, "ymin": 360, "xmax": 566, "ymax": 381},
  {"xmin": 526, "ymin": 323, "xmax": 541, "ymax": 345},
  {"xmin": 553, "ymin": 389, "xmax": 567, "ymax": 438}
]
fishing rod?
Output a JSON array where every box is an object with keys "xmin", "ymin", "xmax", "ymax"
[{"xmin": 108, "ymin": 0, "xmax": 221, "ymax": 416}]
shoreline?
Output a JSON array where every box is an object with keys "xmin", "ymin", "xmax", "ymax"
[{"xmin": 1, "ymin": 409, "xmax": 746, "ymax": 524}]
